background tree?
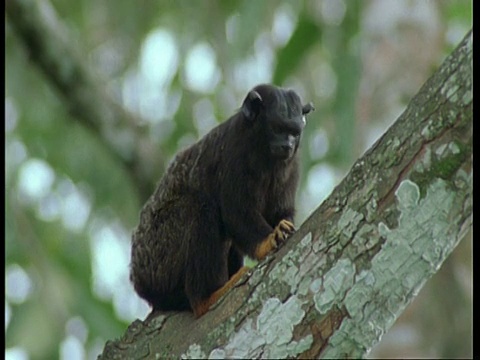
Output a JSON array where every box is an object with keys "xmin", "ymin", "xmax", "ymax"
[{"xmin": 5, "ymin": 0, "xmax": 472, "ymax": 359}]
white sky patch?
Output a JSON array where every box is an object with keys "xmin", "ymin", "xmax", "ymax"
[
  {"xmin": 5, "ymin": 348, "xmax": 29, "ymax": 360},
  {"xmin": 89, "ymin": 220, "xmax": 149, "ymax": 320},
  {"xmin": 6, "ymin": 264, "xmax": 33, "ymax": 304},
  {"xmin": 184, "ymin": 42, "xmax": 221, "ymax": 93},
  {"xmin": 15, "ymin": 157, "xmax": 91, "ymax": 232},
  {"xmin": 56, "ymin": 179, "xmax": 91, "ymax": 233},
  {"xmin": 89, "ymin": 222, "xmax": 130, "ymax": 300},
  {"xmin": 112, "ymin": 282, "xmax": 150, "ymax": 322},
  {"xmin": 300, "ymin": 163, "xmax": 337, "ymax": 218},
  {"xmin": 364, "ymin": 0, "xmax": 440, "ymax": 37},
  {"xmin": 446, "ymin": 23, "xmax": 471, "ymax": 48},
  {"xmin": 37, "ymin": 192, "xmax": 62, "ymax": 222},
  {"xmin": 321, "ymin": 0, "xmax": 347, "ymax": 26},
  {"xmin": 233, "ymin": 38, "xmax": 273, "ymax": 92},
  {"xmin": 307, "ymin": 164, "xmax": 336, "ymax": 201},
  {"xmin": 309, "ymin": 128, "xmax": 330, "ymax": 160},
  {"xmin": 17, "ymin": 158, "xmax": 55, "ymax": 203},
  {"xmin": 124, "ymin": 28, "xmax": 179, "ymax": 123},
  {"xmin": 253, "ymin": 32, "xmax": 274, "ymax": 80},
  {"xmin": 231, "ymin": 30, "xmax": 275, "ymax": 92},
  {"xmin": 140, "ymin": 29, "xmax": 178, "ymax": 88},
  {"xmin": 59, "ymin": 335, "xmax": 85, "ymax": 360},
  {"xmin": 272, "ymin": 4, "xmax": 296, "ymax": 47},
  {"xmin": 65, "ymin": 316, "xmax": 89, "ymax": 344},
  {"xmin": 61, "ymin": 188, "xmax": 91, "ymax": 233}
]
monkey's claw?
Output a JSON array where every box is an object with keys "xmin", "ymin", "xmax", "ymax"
[
  {"xmin": 276, "ymin": 219, "xmax": 295, "ymax": 239},
  {"xmin": 254, "ymin": 219, "xmax": 295, "ymax": 260}
]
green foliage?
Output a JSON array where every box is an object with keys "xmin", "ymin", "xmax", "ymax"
[{"xmin": 273, "ymin": 13, "xmax": 322, "ymax": 85}]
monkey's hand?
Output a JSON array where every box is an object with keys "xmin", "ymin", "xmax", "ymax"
[{"xmin": 254, "ymin": 219, "xmax": 295, "ymax": 260}]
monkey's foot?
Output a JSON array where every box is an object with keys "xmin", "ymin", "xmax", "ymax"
[
  {"xmin": 193, "ymin": 266, "xmax": 250, "ymax": 318},
  {"xmin": 254, "ymin": 219, "xmax": 295, "ymax": 260}
]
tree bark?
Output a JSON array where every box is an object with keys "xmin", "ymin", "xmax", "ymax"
[{"xmin": 97, "ymin": 30, "xmax": 472, "ymax": 360}]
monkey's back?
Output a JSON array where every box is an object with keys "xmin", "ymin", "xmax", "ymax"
[{"xmin": 129, "ymin": 117, "xmax": 235, "ymax": 309}]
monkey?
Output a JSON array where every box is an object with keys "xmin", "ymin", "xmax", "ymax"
[{"xmin": 130, "ymin": 84, "xmax": 314, "ymax": 317}]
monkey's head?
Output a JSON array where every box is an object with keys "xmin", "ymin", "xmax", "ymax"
[{"xmin": 241, "ymin": 84, "xmax": 315, "ymax": 161}]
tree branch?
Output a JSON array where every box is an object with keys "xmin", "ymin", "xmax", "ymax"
[
  {"xmin": 97, "ymin": 29, "xmax": 472, "ymax": 359},
  {"xmin": 6, "ymin": 0, "xmax": 165, "ymax": 200}
]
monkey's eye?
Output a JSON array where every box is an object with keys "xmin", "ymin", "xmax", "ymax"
[
  {"xmin": 290, "ymin": 128, "xmax": 301, "ymax": 137},
  {"xmin": 269, "ymin": 123, "xmax": 283, "ymax": 134},
  {"xmin": 269, "ymin": 120, "xmax": 302, "ymax": 137}
]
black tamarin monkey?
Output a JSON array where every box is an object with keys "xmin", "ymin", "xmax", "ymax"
[{"xmin": 130, "ymin": 84, "xmax": 314, "ymax": 317}]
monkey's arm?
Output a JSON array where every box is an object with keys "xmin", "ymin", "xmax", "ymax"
[
  {"xmin": 193, "ymin": 216, "xmax": 293, "ymax": 318},
  {"xmin": 221, "ymin": 188, "xmax": 294, "ymax": 261},
  {"xmin": 193, "ymin": 218, "xmax": 294, "ymax": 318},
  {"xmin": 253, "ymin": 165, "xmax": 299, "ymax": 259}
]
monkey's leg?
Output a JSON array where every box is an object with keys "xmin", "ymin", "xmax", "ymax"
[
  {"xmin": 131, "ymin": 199, "xmax": 192, "ymax": 311},
  {"xmin": 193, "ymin": 266, "xmax": 250, "ymax": 318},
  {"xmin": 254, "ymin": 219, "xmax": 295, "ymax": 260},
  {"xmin": 228, "ymin": 244, "xmax": 243, "ymax": 278}
]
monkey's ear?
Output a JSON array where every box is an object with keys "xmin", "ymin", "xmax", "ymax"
[
  {"xmin": 302, "ymin": 102, "xmax": 315, "ymax": 115},
  {"xmin": 242, "ymin": 90, "xmax": 263, "ymax": 121}
]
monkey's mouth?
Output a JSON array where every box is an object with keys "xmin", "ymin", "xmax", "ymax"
[{"xmin": 270, "ymin": 145, "xmax": 294, "ymax": 160}]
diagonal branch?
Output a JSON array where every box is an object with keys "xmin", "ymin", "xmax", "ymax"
[
  {"xmin": 6, "ymin": 0, "xmax": 165, "ymax": 200},
  {"xmin": 99, "ymin": 30, "xmax": 472, "ymax": 359}
]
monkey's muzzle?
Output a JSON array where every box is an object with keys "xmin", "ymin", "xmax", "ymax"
[
  {"xmin": 270, "ymin": 133, "xmax": 297, "ymax": 160},
  {"xmin": 270, "ymin": 143, "xmax": 295, "ymax": 160}
]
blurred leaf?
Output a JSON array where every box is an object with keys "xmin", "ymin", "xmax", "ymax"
[
  {"xmin": 328, "ymin": 2, "xmax": 361, "ymax": 167},
  {"xmin": 6, "ymin": 300, "xmax": 61, "ymax": 359},
  {"xmin": 442, "ymin": 0, "xmax": 472, "ymax": 23},
  {"xmin": 273, "ymin": 14, "xmax": 322, "ymax": 85},
  {"xmin": 50, "ymin": 0, "xmax": 163, "ymax": 75},
  {"xmin": 6, "ymin": 209, "xmax": 127, "ymax": 357},
  {"xmin": 230, "ymin": 1, "xmax": 271, "ymax": 58}
]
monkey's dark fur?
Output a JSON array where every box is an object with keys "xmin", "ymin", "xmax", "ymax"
[{"xmin": 130, "ymin": 84, "xmax": 314, "ymax": 316}]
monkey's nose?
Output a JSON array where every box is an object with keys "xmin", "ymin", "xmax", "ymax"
[{"xmin": 281, "ymin": 144, "xmax": 293, "ymax": 152}]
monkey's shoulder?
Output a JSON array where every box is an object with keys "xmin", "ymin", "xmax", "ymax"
[
  {"xmin": 149, "ymin": 118, "xmax": 235, "ymax": 199},
  {"xmin": 169, "ymin": 120, "xmax": 233, "ymax": 174}
]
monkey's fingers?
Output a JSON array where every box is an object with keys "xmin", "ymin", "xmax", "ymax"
[
  {"xmin": 276, "ymin": 219, "xmax": 295, "ymax": 240},
  {"xmin": 254, "ymin": 220, "xmax": 295, "ymax": 261},
  {"xmin": 278, "ymin": 219, "xmax": 295, "ymax": 233}
]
